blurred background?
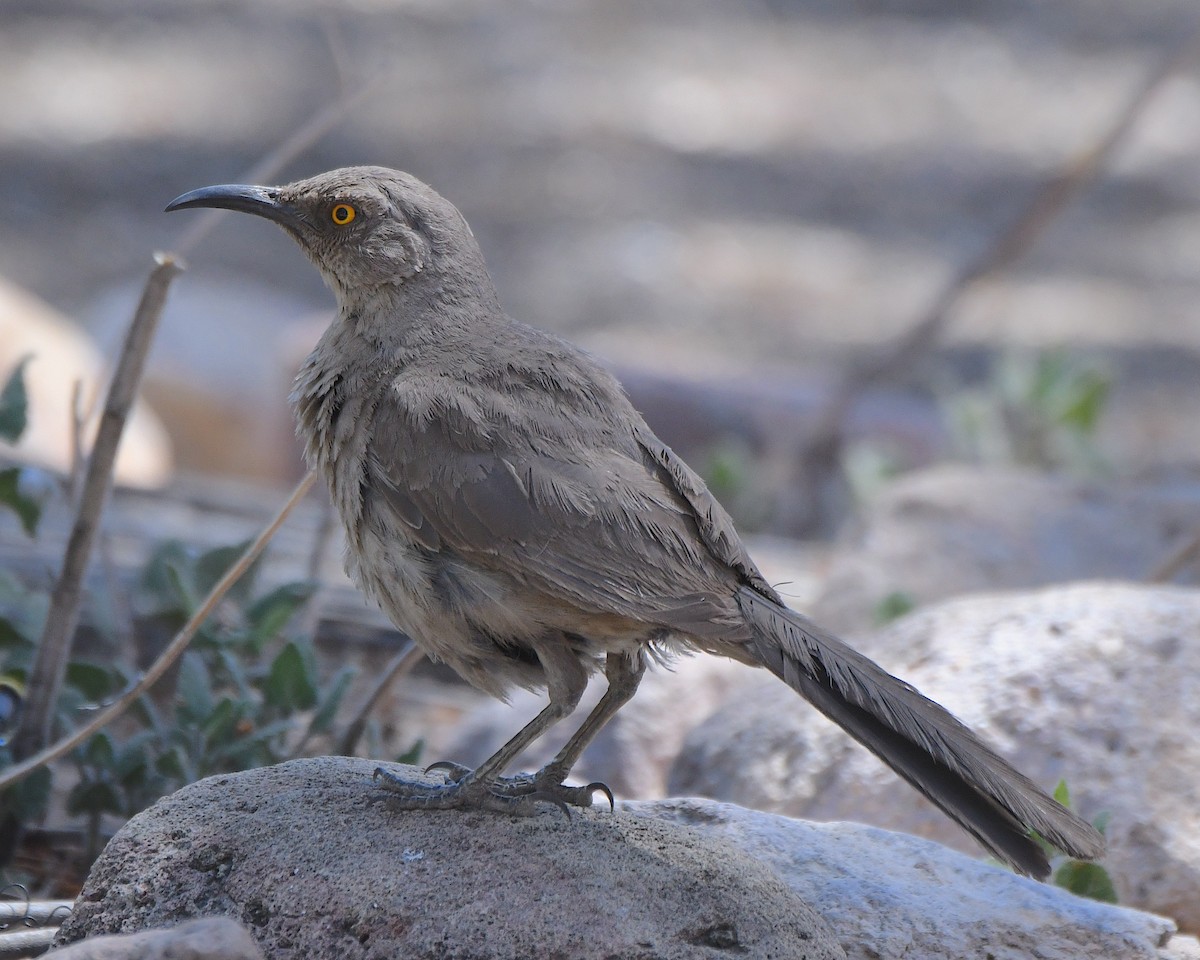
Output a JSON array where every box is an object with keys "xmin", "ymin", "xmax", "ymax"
[
  {"xmin": 3, "ymin": 0, "xmax": 1200, "ymax": 909},
  {"xmin": 4, "ymin": 0, "xmax": 1200, "ymax": 515}
]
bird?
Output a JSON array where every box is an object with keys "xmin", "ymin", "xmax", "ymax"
[{"xmin": 166, "ymin": 166, "xmax": 1104, "ymax": 877}]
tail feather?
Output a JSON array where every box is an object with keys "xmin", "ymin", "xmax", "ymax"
[{"xmin": 737, "ymin": 587, "xmax": 1104, "ymax": 877}]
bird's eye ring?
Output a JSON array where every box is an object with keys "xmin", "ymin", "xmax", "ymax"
[{"xmin": 330, "ymin": 203, "xmax": 356, "ymax": 226}]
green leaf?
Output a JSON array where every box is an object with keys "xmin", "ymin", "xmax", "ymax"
[
  {"xmin": 154, "ymin": 744, "xmax": 188, "ymax": 783},
  {"xmin": 202, "ymin": 697, "xmax": 240, "ymax": 748},
  {"xmin": 140, "ymin": 540, "xmax": 197, "ymax": 617},
  {"xmin": 1053, "ymin": 860, "xmax": 1118, "ymax": 903},
  {"xmin": 66, "ymin": 661, "xmax": 119, "ymax": 701},
  {"xmin": 66, "ymin": 779, "xmax": 122, "ymax": 817},
  {"xmin": 0, "ymin": 358, "xmax": 31, "ymax": 443},
  {"xmin": 245, "ymin": 582, "xmax": 315, "ymax": 652},
  {"xmin": 1052, "ymin": 779, "xmax": 1071, "ymax": 808},
  {"xmin": 873, "ymin": 591, "xmax": 916, "ymax": 626},
  {"xmin": 2, "ymin": 765, "xmax": 51, "ymax": 822},
  {"xmin": 176, "ymin": 652, "xmax": 215, "ymax": 724},
  {"xmin": 0, "ymin": 468, "xmax": 40, "ymax": 537},
  {"xmin": 207, "ymin": 717, "xmax": 294, "ymax": 768},
  {"xmin": 263, "ymin": 641, "xmax": 317, "ymax": 712},
  {"xmin": 85, "ymin": 732, "xmax": 115, "ymax": 769},
  {"xmin": 216, "ymin": 649, "xmax": 254, "ymax": 702},
  {"xmin": 395, "ymin": 738, "xmax": 424, "ymax": 766},
  {"xmin": 111, "ymin": 732, "xmax": 156, "ymax": 783},
  {"xmin": 1058, "ymin": 372, "xmax": 1109, "ymax": 433},
  {"xmin": 0, "ymin": 616, "xmax": 30, "ymax": 651},
  {"xmin": 195, "ymin": 540, "xmax": 259, "ymax": 606},
  {"xmin": 306, "ymin": 665, "xmax": 355, "ymax": 736}
]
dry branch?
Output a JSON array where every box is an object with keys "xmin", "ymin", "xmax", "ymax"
[
  {"xmin": 0, "ymin": 473, "xmax": 315, "ymax": 793},
  {"xmin": 13, "ymin": 255, "xmax": 183, "ymax": 761}
]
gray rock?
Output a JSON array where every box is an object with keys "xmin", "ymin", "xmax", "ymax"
[
  {"xmin": 671, "ymin": 581, "xmax": 1200, "ymax": 932},
  {"xmin": 810, "ymin": 465, "xmax": 1200, "ymax": 636},
  {"xmin": 45, "ymin": 917, "xmax": 263, "ymax": 960},
  {"xmin": 630, "ymin": 798, "xmax": 1179, "ymax": 960},
  {"xmin": 57, "ymin": 756, "xmax": 842, "ymax": 960}
]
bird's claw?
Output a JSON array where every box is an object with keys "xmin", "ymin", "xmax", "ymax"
[
  {"xmin": 373, "ymin": 762, "xmax": 614, "ymax": 817},
  {"xmin": 424, "ymin": 759, "xmax": 471, "ymax": 781}
]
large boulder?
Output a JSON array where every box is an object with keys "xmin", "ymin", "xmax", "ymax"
[
  {"xmin": 53, "ymin": 757, "xmax": 1190, "ymax": 960},
  {"xmin": 56, "ymin": 757, "xmax": 842, "ymax": 960},
  {"xmin": 671, "ymin": 581, "xmax": 1200, "ymax": 932}
]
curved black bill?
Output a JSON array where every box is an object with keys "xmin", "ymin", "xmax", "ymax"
[{"xmin": 164, "ymin": 184, "xmax": 302, "ymax": 230}]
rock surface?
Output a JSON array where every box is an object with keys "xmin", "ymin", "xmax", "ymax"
[
  {"xmin": 671, "ymin": 581, "xmax": 1200, "ymax": 931},
  {"xmin": 809, "ymin": 465, "xmax": 1200, "ymax": 636},
  {"xmin": 44, "ymin": 917, "xmax": 263, "ymax": 960},
  {"xmin": 56, "ymin": 757, "xmax": 1192, "ymax": 960},
  {"xmin": 56, "ymin": 757, "xmax": 843, "ymax": 960},
  {"xmin": 633, "ymin": 798, "xmax": 1179, "ymax": 960}
]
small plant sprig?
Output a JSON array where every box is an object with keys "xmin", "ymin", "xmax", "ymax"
[{"xmin": 1042, "ymin": 779, "xmax": 1116, "ymax": 902}]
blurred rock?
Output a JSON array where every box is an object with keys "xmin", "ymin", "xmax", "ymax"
[
  {"xmin": 45, "ymin": 917, "xmax": 263, "ymax": 960},
  {"xmin": 85, "ymin": 272, "xmax": 323, "ymax": 482},
  {"xmin": 810, "ymin": 465, "xmax": 1200, "ymax": 636},
  {"xmin": 0, "ymin": 276, "xmax": 171, "ymax": 486},
  {"xmin": 636, "ymin": 798, "xmax": 1180, "ymax": 960},
  {"xmin": 671, "ymin": 581, "xmax": 1200, "ymax": 932},
  {"xmin": 58, "ymin": 757, "xmax": 842, "ymax": 960}
]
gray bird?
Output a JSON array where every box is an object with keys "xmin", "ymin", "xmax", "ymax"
[{"xmin": 167, "ymin": 166, "xmax": 1104, "ymax": 877}]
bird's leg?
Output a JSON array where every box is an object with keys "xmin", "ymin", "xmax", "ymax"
[
  {"xmin": 486, "ymin": 651, "xmax": 646, "ymax": 809},
  {"xmin": 375, "ymin": 636, "xmax": 589, "ymax": 813}
]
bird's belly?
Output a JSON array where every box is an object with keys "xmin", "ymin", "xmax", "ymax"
[{"xmin": 345, "ymin": 520, "xmax": 647, "ymax": 697}]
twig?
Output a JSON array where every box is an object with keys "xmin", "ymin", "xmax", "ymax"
[
  {"xmin": 172, "ymin": 77, "xmax": 382, "ymax": 260},
  {"xmin": 12, "ymin": 256, "xmax": 184, "ymax": 761},
  {"xmin": 799, "ymin": 22, "xmax": 1200, "ymax": 510},
  {"xmin": 0, "ymin": 472, "xmax": 315, "ymax": 792},
  {"xmin": 1148, "ymin": 530, "xmax": 1200, "ymax": 583},
  {"xmin": 0, "ymin": 899, "xmax": 73, "ymax": 924},
  {"xmin": 66, "ymin": 379, "xmax": 85, "ymax": 503},
  {"xmin": 0, "ymin": 927, "xmax": 56, "ymax": 959},
  {"xmin": 336, "ymin": 641, "xmax": 423, "ymax": 757}
]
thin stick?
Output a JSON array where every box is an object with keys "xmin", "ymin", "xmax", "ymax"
[
  {"xmin": 802, "ymin": 23, "xmax": 1200, "ymax": 479},
  {"xmin": 0, "ymin": 899, "xmax": 74, "ymax": 923},
  {"xmin": 172, "ymin": 77, "xmax": 382, "ymax": 260},
  {"xmin": 12, "ymin": 256, "xmax": 183, "ymax": 761},
  {"xmin": 0, "ymin": 928, "xmax": 56, "ymax": 960},
  {"xmin": 1148, "ymin": 530, "xmax": 1200, "ymax": 583},
  {"xmin": 336, "ymin": 641, "xmax": 423, "ymax": 757},
  {"xmin": 67, "ymin": 379, "xmax": 85, "ymax": 503},
  {"xmin": 0, "ymin": 473, "xmax": 315, "ymax": 792}
]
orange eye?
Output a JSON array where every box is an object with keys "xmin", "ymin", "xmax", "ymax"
[{"xmin": 330, "ymin": 203, "xmax": 356, "ymax": 225}]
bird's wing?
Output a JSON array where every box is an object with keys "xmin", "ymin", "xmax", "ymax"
[{"xmin": 363, "ymin": 373, "xmax": 749, "ymax": 639}]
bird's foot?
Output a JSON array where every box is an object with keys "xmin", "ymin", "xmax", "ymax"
[{"xmin": 373, "ymin": 761, "xmax": 613, "ymax": 816}]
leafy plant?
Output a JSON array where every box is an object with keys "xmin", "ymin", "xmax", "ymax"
[
  {"xmin": 0, "ymin": 360, "xmax": 43, "ymax": 537},
  {"xmin": 0, "ymin": 357, "xmax": 357, "ymax": 878},
  {"xmin": 59, "ymin": 539, "xmax": 354, "ymax": 840},
  {"xmin": 1042, "ymin": 780, "xmax": 1117, "ymax": 903},
  {"xmin": 873, "ymin": 590, "xmax": 916, "ymax": 626},
  {"xmin": 942, "ymin": 349, "xmax": 1110, "ymax": 474}
]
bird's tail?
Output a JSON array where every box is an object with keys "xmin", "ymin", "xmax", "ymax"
[{"xmin": 736, "ymin": 586, "xmax": 1104, "ymax": 877}]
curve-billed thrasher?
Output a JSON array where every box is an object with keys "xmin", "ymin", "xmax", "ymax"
[{"xmin": 167, "ymin": 166, "xmax": 1103, "ymax": 876}]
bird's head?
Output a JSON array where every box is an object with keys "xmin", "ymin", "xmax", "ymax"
[{"xmin": 166, "ymin": 166, "xmax": 490, "ymax": 307}]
